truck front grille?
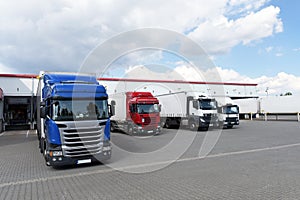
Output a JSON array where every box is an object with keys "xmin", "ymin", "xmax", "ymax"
[
  {"xmin": 61, "ymin": 126, "xmax": 103, "ymax": 157},
  {"xmin": 144, "ymin": 117, "xmax": 156, "ymax": 125},
  {"xmin": 226, "ymin": 117, "xmax": 238, "ymax": 123}
]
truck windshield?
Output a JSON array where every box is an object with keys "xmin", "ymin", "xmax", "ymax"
[
  {"xmin": 199, "ymin": 99, "xmax": 217, "ymax": 110},
  {"xmin": 137, "ymin": 104, "xmax": 160, "ymax": 114},
  {"xmin": 52, "ymin": 99, "xmax": 109, "ymax": 121},
  {"xmin": 223, "ymin": 106, "xmax": 239, "ymax": 114}
]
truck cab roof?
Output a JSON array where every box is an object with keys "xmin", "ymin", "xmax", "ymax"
[
  {"xmin": 41, "ymin": 73, "xmax": 107, "ymax": 99},
  {"xmin": 43, "ymin": 73, "xmax": 99, "ymax": 85}
]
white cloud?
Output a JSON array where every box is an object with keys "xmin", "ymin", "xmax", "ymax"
[
  {"xmin": 216, "ymin": 67, "xmax": 300, "ymax": 95},
  {"xmin": 227, "ymin": 0, "xmax": 271, "ymax": 15},
  {"xmin": 0, "ymin": 0, "xmax": 282, "ymax": 73},
  {"xmin": 265, "ymin": 46, "xmax": 273, "ymax": 52},
  {"xmin": 0, "ymin": 63, "xmax": 17, "ymax": 74},
  {"xmin": 293, "ymin": 48, "xmax": 300, "ymax": 52},
  {"xmin": 124, "ymin": 64, "xmax": 300, "ymax": 96},
  {"xmin": 188, "ymin": 5, "xmax": 282, "ymax": 54},
  {"xmin": 174, "ymin": 65, "xmax": 300, "ymax": 96}
]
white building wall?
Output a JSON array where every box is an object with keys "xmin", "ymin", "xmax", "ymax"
[
  {"xmin": 100, "ymin": 79, "xmax": 258, "ymax": 98},
  {"xmin": 0, "ymin": 77, "xmax": 38, "ymax": 96}
]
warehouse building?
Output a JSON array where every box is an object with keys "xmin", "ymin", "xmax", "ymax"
[{"xmin": 0, "ymin": 74, "xmax": 258, "ymax": 131}]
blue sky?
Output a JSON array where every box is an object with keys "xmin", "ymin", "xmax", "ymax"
[
  {"xmin": 216, "ymin": 0, "xmax": 300, "ymax": 78},
  {"xmin": 0, "ymin": 0, "xmax": 299, "ymax": 95}
]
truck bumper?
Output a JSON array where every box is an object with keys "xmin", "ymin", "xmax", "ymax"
[
  {"xmin": 199, "ymin": 118, "xmax": 219, "ymax": 128},
  {"xmin": 134, "ymin": 126, "xmax": 162, "ymax": 135},
  {"xmin": 224, "ymin": 118, "xmax": 239, "ymax": 127},
  {"xmin": 46, "ymin": 144, "xmax": 112, "ymax": 167}
]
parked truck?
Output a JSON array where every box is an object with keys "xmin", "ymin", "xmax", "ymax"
[
  {"xmin": 110, "ymin": 92, "xmax": 161, "ymax": 135},
  {"xmin": 36, "ymin": 72, "xmax": 112, "ymax": 167},
  {"xmin": 216, "ymin": 97, "xmax": 239, "ymax": 128},
  {"xmin": 217, "ymin": 104, "xmax": 239, "ymax": 128},
  {"xmin": 156, "ymin": 91, "xmax": 219, "ymax": 131}
]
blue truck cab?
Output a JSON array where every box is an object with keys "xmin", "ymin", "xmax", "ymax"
[{"xmin": 36, "ymin": 72, "xmax": 112, "ymax": 167}]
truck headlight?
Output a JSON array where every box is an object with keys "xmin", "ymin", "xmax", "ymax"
[
  {"xmin": 142, "ymin": 118, "xmax": 145, "ymax": 123},
  {"xmin": 103, "ymin": 146, "xmax": 111, "ymax": 151},
  {"xmin": 50, "ymin": 151, "xmax": 63, "ymax": 157}
]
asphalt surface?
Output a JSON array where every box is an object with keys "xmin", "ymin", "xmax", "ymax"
[{"xmin": 1, "ymin": 121, "xmax": 300, "ymax": 199}]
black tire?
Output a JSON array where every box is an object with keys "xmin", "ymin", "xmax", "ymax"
[
  {"xmin": 165, "ymin": 119, "xmax": 171, "ymax": 129},
  {"xmin": 189, "ymin": 121, "xmax": 197, "ymax": 131},
  {"xmin": 160, "ymin": 120, "xmax": 166, "ymax": 129},
  {"xmin": 39, "ymin": 139, "xmax": 43, "ymax": 153},
  {"xmin": 43, "ymin": 140, "xmax": 51, "ymax": 166},
  {"xmin": 127, "ymin": 125, "xmax": 133, "ymax": 136},
  {"xmin": 110, "ymin": 122, "xmax": 116, "ymax": 132}
]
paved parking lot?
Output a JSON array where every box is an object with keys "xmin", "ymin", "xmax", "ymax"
[{"xmin": 1, "ymin": 121, "xmax": 300, "ymax": 199}]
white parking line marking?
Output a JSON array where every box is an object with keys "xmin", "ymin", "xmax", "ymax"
[
  {"xmin": 1, "ymin": 142, "xmax": 300, "ymax": 188},
  {"xmin": 26, "ymin": 130, "xmax": 29, "ymax": 138}
]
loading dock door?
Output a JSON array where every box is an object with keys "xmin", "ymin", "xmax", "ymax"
[
  {"xmin": 0, "ymin": 88, "xmax": 3, "ymax": 132},
  {"xmin": 4, "ymin": 97, "xmax": 32, "ymax": 130}
]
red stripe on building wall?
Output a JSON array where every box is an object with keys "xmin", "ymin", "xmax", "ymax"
[
  {"xmin": 0, "ymin": 74, "xmax": 258, "ymax": 86},
  {"xmin": 98, "ymin": 77, "xmax": 258, "ymax": 86},
  {"xmin": 0, "ymin": 74, "xmax": 38, "ymax": 78}
]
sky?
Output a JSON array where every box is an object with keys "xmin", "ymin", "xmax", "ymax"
[{"xmin": 0, "ymin": 0, "xmax": 299, "ymax": 96}]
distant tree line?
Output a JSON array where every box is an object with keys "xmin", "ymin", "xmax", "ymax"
[{"xmin": 280, "ymin": 92, "xmax": 292, "ymax": 96}]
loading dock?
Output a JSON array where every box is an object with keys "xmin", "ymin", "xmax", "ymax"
[
  {"xmin": 3, "ymin": 96, "xmax": 36, "ymax": 130},
  {"xmin": 0, "ymin": 88, "xmax": 3, "ymax": 132}
]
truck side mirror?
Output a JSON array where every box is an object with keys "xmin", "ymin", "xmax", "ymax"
[
  {"xmin": 110, "ymin": 100, "xmax": 116, "ymax": 116},
  {"xmin": 192, "ymin": 100, "xmax": 198, "ymax": 109},
  {"xmin": 108, "ymin": 104, "xmax": 114, "ymax": 117},
  {"xmin": 217, "ymin": 107, "xmax": 222, "ymax": 113}
]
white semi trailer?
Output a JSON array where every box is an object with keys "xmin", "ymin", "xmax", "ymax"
[
  {"xmin": 156, "ymin": 91, "xmax": 219, "ymax": 131},
  {"xmin": 259, "ymin": 95, "xmax": 300, "ymax": 113}
]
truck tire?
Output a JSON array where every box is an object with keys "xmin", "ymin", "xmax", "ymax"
[
  {"xmin": 127, "ymin": 125, "xmax": 133, "ymax": 136},
  {"xmin": 43, "ymin": 140, "xmax": 51, "ymax": 166},
  {"xmin": 110, "ymin": 122, "xmax": 116, "ymax": 132},
  {"xmin": 165, "ymin": 119, "xmax": 171, "ymax": 129},
  {"xmin": 39, "ymin": 139, "xmax": 43, "ymax": 153},
  {"xmin": 189, "ymin": 121, "xmax": 197, "ymax": 131}
]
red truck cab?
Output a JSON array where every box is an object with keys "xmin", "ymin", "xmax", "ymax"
[{"xmin": 126, "ymin": 92, "xmax": 161, "ymax": 135}]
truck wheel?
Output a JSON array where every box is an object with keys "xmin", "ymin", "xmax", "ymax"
[
  {"xmin": 39, "ymin": 139, "xmax": 43, "ymax": 153},
  {"xmin": 165, "ymin": 119, "xmax": 171, "ymax": 129},
  {"xmin": 189, "ymin": 121, "xmax": 197, "ymax": 131},
  {"xmin": 160, "ymin": 120, "xmax": 166, "ymax": 128},
  {"xmin": 110, "ymin": 122, "xmax": 116, "ymax": 132},
  {"xmin": 43, "ymin": 141, "xmax": 51, "ymax": 166},
  {"xmin": 127, "ymin": 125, "xmax": 133, "ymax": 136}
]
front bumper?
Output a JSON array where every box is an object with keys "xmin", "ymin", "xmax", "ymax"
[
  {"xmin": 46, "ymin": 143, "xmax": 111, "ymax": 167},
  {"xmin": 224, "ymin": 118, "xmax": 239, "ymax": 126},
  {"xmin": 199, "ymin": 116, "xmax": 219, "ymax": 128},
  {"xmin": 133, "ymin": 125, "xmax": 162, "ymax": 135}
]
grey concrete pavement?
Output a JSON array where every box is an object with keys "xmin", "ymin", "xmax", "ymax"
[{"xmin": 0, "ymin": 121, "xmax": 300, "ymax": 199}]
